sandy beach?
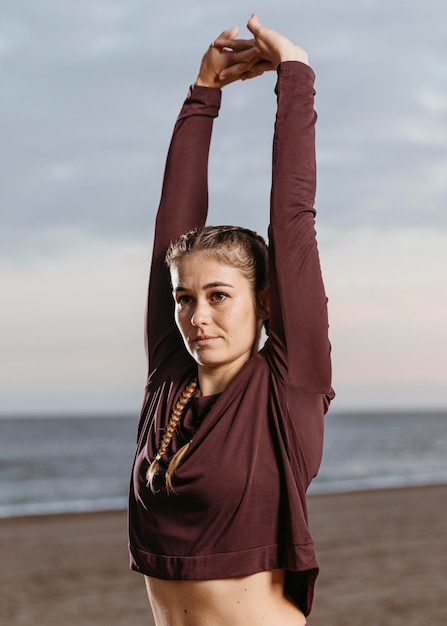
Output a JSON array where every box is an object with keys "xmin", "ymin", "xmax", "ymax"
[{"xmin": 1, "ymin": 485, "xmax": 445, "ymax": 625}]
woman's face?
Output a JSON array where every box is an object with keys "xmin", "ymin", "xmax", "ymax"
[{"xmin": 171, "ymin": 252, "xmax": 266, "ymax": 377}]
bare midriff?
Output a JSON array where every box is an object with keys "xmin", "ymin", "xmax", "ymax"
[{"xmin": 145, "ymin": 568, "xmax": 307, "ymax": 626}]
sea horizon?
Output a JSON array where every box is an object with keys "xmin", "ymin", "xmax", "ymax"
[{"xmin": 1, "ymin": 409, "xmax": 446, "ymax": 519}]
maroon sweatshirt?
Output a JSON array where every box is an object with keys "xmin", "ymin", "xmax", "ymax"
[{"xmin": 128, "ymin": 61, "xmax": 334, "ymax": 617}]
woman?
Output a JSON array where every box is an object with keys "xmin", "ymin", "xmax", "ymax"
[{"xmin": 129, "ymin": 14, "xmax": 334, "ymax": 626}]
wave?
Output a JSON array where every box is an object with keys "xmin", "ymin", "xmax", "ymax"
[
  {"xmin": 309, "ymin": 470, "xmax": 447, "ymax": 495},
  {"xmin": 0, "ymin": 496, "xmax": 127, "ymax": 519}
]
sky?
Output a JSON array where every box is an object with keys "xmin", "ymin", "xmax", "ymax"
[{"xmin": 1, "ymin": 0, "xmax": 446, "ymax": 415}]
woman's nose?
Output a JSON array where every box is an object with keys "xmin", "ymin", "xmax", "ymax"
[{"xmin": 190, "ymin": 302, "xmax": 211, "ymax": 327}]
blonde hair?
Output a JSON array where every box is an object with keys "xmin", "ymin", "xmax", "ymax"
[
  {"xmin": 146, "ymin": 379, "xmax": 198, "ymax": 494},
  {"xmin": 165, "ymin": 225, "xmax": 269, "ymax": 293}
]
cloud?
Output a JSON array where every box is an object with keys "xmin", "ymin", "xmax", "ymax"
[
  {"xmin": 321, "ymin": 227, "xmax": 447, "ymax": 407},
  {"xmin": 1, "ymin": 0, "xmax": 446, "ymax": 411},
  {"xmin": 0, "ymin": 236, "xmax": 149, "ymax": 412},
  {"xmin": 2, "ymin": 0, "xmax": 447, "ymax": 260}
]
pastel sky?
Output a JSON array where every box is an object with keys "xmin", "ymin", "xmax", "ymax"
[{"xmin": 1, "ymin": 0, "xmax": 446, "ymax": 414}]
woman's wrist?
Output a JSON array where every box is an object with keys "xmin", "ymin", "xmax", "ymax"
[
  {"xmin": 278, "ymin": 44, "xmax": 308, "ymax": 66},
  {"xmin": 195, "ymin": 76, "xmax": 218, "ymax": 88}
]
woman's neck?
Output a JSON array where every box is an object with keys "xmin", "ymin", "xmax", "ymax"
[{"xmin": 197, "ymin": 358, "xmax": 248, "ymax": 396}]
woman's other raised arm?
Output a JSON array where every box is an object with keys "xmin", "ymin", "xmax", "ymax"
[{"xmin": 248, "ymin": 15, "xmax": 333, "ymax": 397}]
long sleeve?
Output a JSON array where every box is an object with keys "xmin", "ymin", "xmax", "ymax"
[
  {"xmin": 267, "ymin": 62, "xmax": 333, "ymax": 399},
  {"xmin": 130, "ymin": 65, "xmax": 329, "ymax": 611},
  {"xmin": 146, "ymin": 85, "xmax": 222, "ymax": 372}
]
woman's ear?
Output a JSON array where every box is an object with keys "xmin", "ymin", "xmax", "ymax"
[{"xmin": 257, "ymin": 288, "xmax": 270, "ymax": 321}]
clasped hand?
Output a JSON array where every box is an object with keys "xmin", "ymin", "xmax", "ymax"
[{"xmin": 195, "ymin": 14, "xmax": 309, "ymax": 89}]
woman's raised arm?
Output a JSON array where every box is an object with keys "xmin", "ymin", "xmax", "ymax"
[
  {"xmin": 146, "ymin": 30, "xmax": 266, "ymax": 372},
  {"xmin": 146, "ymin": 85, "xmax": 220, "ymax": 371}
]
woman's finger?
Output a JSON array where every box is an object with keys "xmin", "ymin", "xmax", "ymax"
[
  {"xmin": 218, "ymin": 52, "xmax": 265, "ymax": 83},
  {"xmin": 217, "ymin": 45, "xmax": 261, "ymax": 74},
  {"xmin": 246, "ymin": 13, "xmax": 262, "ymax": 38},
  {"xmin": 219, "ymin": 61, "xmax": 255, "ymax": 82},
  {"xmin": 233, "ymin": 46, "xmax": 261, "ymax": 63},
  {"xmin": 213, "ymin": 37, "xmax": 256, "ymax": 52},
  {"xmin": 215, "ymin": 26, "xmax": 239, "ymax": 41}
]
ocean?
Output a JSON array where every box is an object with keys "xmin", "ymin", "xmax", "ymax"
[{"xmin": 0, "ymin": 410, "xmax": 446, "ymax": 518}]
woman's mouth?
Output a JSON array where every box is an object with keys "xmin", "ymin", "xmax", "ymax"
[{"xmin": 193, "ymin": 335, "xmax": 217, "ymax": 346}]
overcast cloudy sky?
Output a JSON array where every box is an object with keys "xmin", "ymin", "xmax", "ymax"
[{"xmin": 1, "ymin": 0, "xmax": 446, "ymax": 414}]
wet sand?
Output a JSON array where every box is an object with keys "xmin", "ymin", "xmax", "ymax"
[{"xmin": 1, "ymin": 485, "xmax": 445, "ymax": 625}]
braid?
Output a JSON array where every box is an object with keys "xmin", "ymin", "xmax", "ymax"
[
  {"xmin": 165, "ymin": 442, "xmax": 192, "ymax": 494},
  {"xmin": 146, "ymin": 379, "xmax": 198, "ymax": 494}
]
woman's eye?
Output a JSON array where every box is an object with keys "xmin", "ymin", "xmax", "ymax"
[
  {"xmin": 177, "ymin": 295, "xmax": 192, "ymax": 306},
  {"xmin": 210, "ymin": 292, "xmax": 227, "ymax": 303}
]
